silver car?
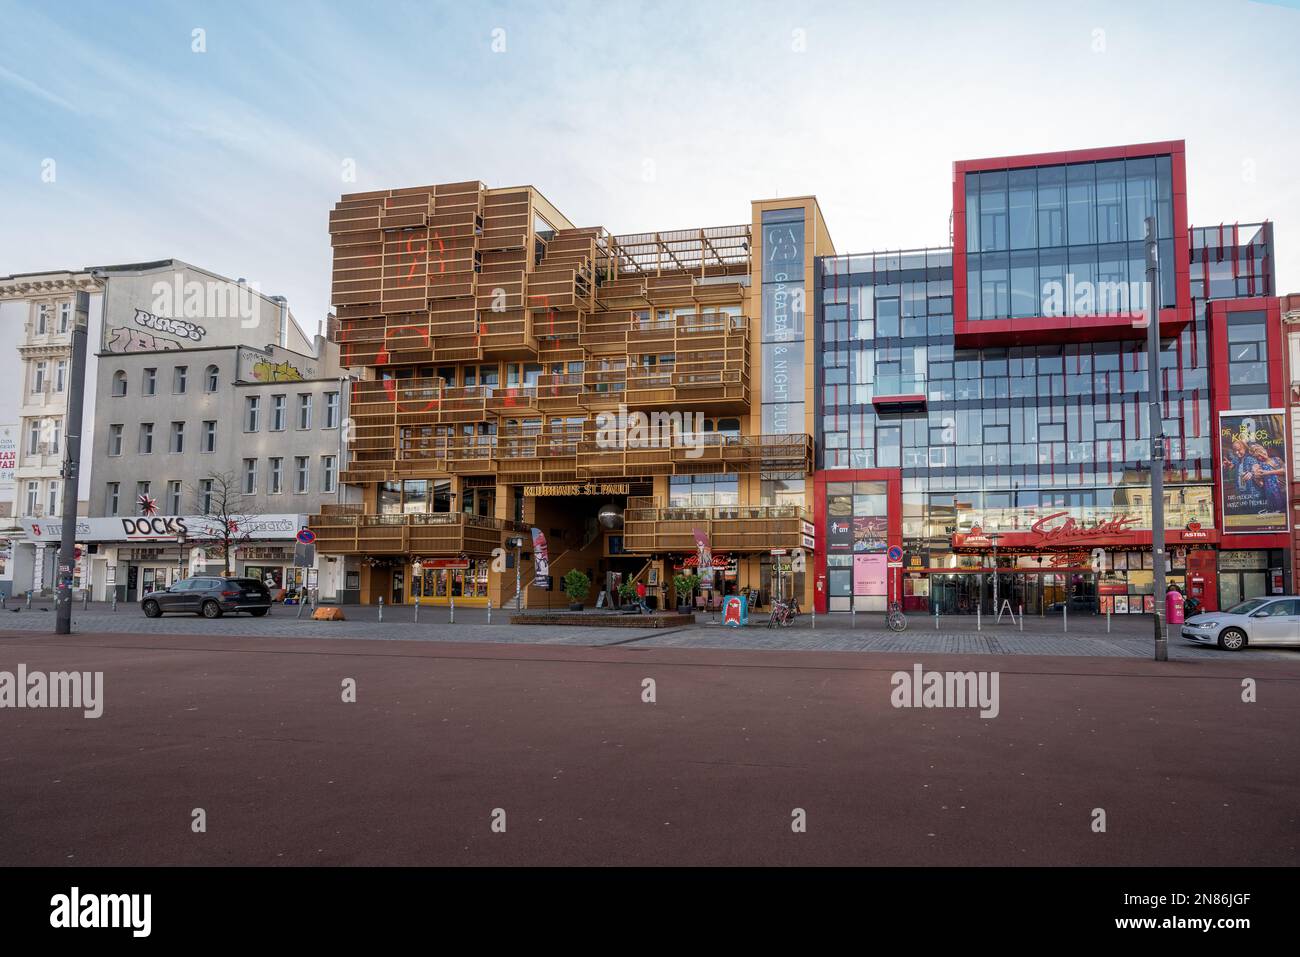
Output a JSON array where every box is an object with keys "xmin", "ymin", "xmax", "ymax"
[{"xmin": 1181, "ymin": 596, "xmax": 1300, "ymax": 650}]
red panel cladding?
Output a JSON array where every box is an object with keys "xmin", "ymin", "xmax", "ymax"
[
  {"xmin": 953, "ymin": 141, "xmax": 1192, "ymax": 347},
  {"xmin": 813, "ymin": 469, "xmax": 903, "ymax": 615}
]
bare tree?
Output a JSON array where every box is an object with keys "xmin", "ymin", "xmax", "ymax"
[{"xmin": 185, "ymin": 470, "xmax": 263, "ymax": 576}]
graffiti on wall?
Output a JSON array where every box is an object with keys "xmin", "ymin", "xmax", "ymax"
[
  {"xmin": 250, "ymin": 359, "xmax": 305, "ymax": 382},
  {"xmin": 133, "ymin": 307, "xmax": 206, "ymax": 342},
  {"xmin": 106, "ymin": 325, "xmax": 184, "ymax": 353}
]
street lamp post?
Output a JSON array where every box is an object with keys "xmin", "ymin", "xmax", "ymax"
[
  {"xmin": 176, "ymin": 532, "xmax": 187, "ymax": 585},
  {"xmin": 1145, "ymin": 216, "xmax": 1168, "ymax": 662}
]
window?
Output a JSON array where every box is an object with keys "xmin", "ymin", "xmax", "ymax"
[
  {"xmin": 24, "ymin": 481, "xmax": 38, "ymax": 515},
  {"xmin": 55, "ymin": 360, "xmax": 67, "ymax": 393},
  {"xmin": 243, "ymin": 458, "xmax": 257, "ymax": 494},
  {"xmin": 58, "ymin": 301, "xmax": 71, "ymax": 333},
  {"xmin": 27, "ymin": 421, "xmax": 40, "ymax": 455},
  {"xmin": 108, "ymin": 423, "xmax": 123, "ymax": 456},
  {"xmin": 205, "ymin": 364, "xmax": 219, "ymax": 392},
  {"xmin": 135, "ymin": 481, "xmax": 150, "ymax": 508},
  {"xmin": 325, "ymin": 391, "xmax": 340, "ymax": 428},
  {"xmin": 32, "ymin": 361, "xmax": 46, "ymax": 393},
  {"xmin": 173, "ymin": 366, "xmax": 188, "ymax": 393},
  {"xmin": 139, "ymin": 422, "xmax": 154, "ymax": 454},
  {"xmin": 167, "ymin": 480, "xmax": 182, "ymax": 514},
  {"xmin": 170, "ymin": 421, "xmax": 185, "ymax": 453},
  {"xmin": 49, "ymin": 420, "xmax": 61, "ymax": 455},
  {"xmin": 269, "ymin": 457, "xmax": 283, "ymax": 494},
  {"xmin": 46, "ymin": 480, "xmax": 59, "ymax": 516},
  {"xmin": 271, "ymin": 394, "xmax": 287, "ymax": 431},
  {"xmin": 199, "ymin": 479, "xmax": 214, "ymax": 515},
  {"xmin": 143, "ymin": 368, "xmax": 157, "ymax": 395},
  {"xmin": 36, "ymin": 304, "xmax": 48, "ymax": 335},
  {"xmin": 202, "ymin": 420, "xmax": 217, "ymax": 452},
  {"xmin": 294, "ymin": 456, "xmax": 309, "ymax": 493},
  {"xmin": 321, "ymin": 455, "xmax": 337, "ymax": 493},
  {"xmin": 245, "ymin": 396, "xmax": 260, "ymax": 432},
  {"xmin": 296, "ymin": 393, "xmax": 312, "ymax": 430},
  {"xmin": 106, "ymin": 482, "xmax": 120, "ymax": 516},
  {"xmin": 112, "ymin": 370, "xmax": 127, "ymax": 396}
]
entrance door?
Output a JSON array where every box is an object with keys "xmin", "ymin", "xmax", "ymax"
[
  {"xmin": 408, "ymin": 562, "xmax": 490, "ymax": 605},
  {"xmin": 392, "ymin": 570, "xmax": 405, "ymax": 604}
]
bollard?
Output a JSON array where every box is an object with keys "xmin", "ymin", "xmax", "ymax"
[
  {"xmin": 111, "ymin": 591, "xmax": 117, "ymax": 613},
  {"xmin": 27, "ymin": 591, "xmax": 33, "ymax": 610},
  {"xmin": 487, "ymin": 598, "xmax": 492, "ymax": 624},
  {"xmin": 851, "ymin": 604, "xmax": 855, "ymax": 630},
  {"xmin": 811, "ymin": 601, "xmax": 815, "ymax": 630},
  {"xmin": 977, "ymin": 606, "xmax": 982, "ymax": 632},
  {"xmin": 296, "ymin": 593, "xmax": 306, "ymax": 619},
  {"xmin": 414, "ymin": 595, "xmax": 420, "ymax": 624},
  {"xmin": 82, "ymin": 590, "xmax": 89, "ymax": 610},
  {"xmin": 1063, "ymin": 603, "xmax": 1068, "ymax": 633},
  {"xmin": 935, "ymin": 605, "xmax": 939, "ymax": 630},
  {"xmin": 378, "ymin": 596, "xmax": 384, "ymax": 623},
  {"xmin": 1019, "ymin": 604, "xmax": 1023, "ymax": 632},
  {"xmin": 1107, "ymin": 609, "xmax": 1111, "ymax": 633},
  {"xmin": 449, "ymin": 593, "xmax": 455, "ymax": 624}
]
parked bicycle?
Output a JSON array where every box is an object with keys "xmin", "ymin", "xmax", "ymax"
[
  {"xmin": 886, "ymin": 600, "xmax": 907, "ymax": 632},
  {"xmin": 767, "ymin": 597, "xmax": 800, "ymax": 628}
]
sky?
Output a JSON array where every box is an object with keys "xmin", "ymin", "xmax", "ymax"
[{"xmin": 2, "ymin": 0, "xmax": 1298, "ymax": 337}]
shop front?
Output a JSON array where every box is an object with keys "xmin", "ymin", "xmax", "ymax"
[{"xmin": 18, "ymin": 514, "xmax": 313, "ymax": 602}]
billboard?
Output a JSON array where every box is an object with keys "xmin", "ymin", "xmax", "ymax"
[
  {"xmin": 1218, "ymin": 410, "xmax": 1289, "ymax": 533},
  {"xmin": 0, "ymin": 424, "xmax": 16, "ymax": 494}
]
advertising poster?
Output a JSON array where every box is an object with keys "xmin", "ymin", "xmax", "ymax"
[
  {"xmin": 530, "ymin": 527, "xmax": 550, "ymax": 588},
  {"xmin": 853, "ymin": 554, "xmax": 888, "ymax": 595},
  {"xmin": 1219, "ymin": 410, "xmax": 1289, "ymax": 532},
  {"xmin": 852, "ymin": 516, "xmax": 887, "ymax": 553},
  {"xmin": 0, "ymin": 424, "xmax": 16, "ymax": 494}
]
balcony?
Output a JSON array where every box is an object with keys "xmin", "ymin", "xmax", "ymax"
[
  {"xmin": 305, "ymin": 507, "xmax": 517, "ymax": 557},
  {"xmin": 871, "ymin": 374, "xmax": 928, "ymax": 412},
  {"xmin": 623, "ymin": 504, "xmax": 812, "ymax": 554}
]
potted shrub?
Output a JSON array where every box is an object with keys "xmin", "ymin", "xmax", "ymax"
[
  {"xmin": 562, "ymin": 569, "xmax": 591, "ymax": 611},
  {"xmin": 672, "ymin": 573, "xmax": 700, "ymax": 612},
  {"xmin": 617, "ymin": 579, "xmax": 638, "ymax": 608}
]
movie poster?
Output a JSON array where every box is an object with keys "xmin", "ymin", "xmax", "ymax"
[{"xmin": 1219, "ymin": 410, "xmax": 1289, "ymax": 532}]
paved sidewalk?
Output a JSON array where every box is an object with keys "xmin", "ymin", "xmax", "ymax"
[{"xmin": 3, "ymin": 600, "xmax": 1296, "ymax": 660}]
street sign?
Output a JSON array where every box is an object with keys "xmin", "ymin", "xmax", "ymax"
[
  {"xmin": 770, "ymin": 548, "xmax": 788, "ymax": 556},
  {"xmin": 887, "ymin": 544, "xmax": 904, "ymax": 567},
  {"xmin": 296, "ymin": 527, "xmax": 316, "ymax": 545}
]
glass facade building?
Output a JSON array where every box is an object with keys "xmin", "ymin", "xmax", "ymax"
[{"xmin": 813, "ymin": 142, "xmax": 1288, "ymax": 616}]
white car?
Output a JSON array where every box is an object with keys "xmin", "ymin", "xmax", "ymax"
[{"xmin": 1181, "ymin": 596, "xmax": 1300, "ymax": 650}]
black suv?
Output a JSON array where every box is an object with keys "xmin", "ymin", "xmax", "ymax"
[{"xmin": 140, "ymin": 576, "xmax": 272, "ymax": 619}]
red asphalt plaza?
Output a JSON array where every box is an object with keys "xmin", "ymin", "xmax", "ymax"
[{"xmin": 0, "ymin": 629, "xmax": 1296, "ymax": 867}]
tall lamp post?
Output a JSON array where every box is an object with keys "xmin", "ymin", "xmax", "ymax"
[
  {"xmin": 176, "ymin": 532, "xmax": 187, "ymax": 585},
  {"xmin": 54, "ymin": 290, "xmax": 89, "ymax": 636},
  {"xmin": 1145, "ymin": 216, "xmax": 1168, "ymax": 661}
]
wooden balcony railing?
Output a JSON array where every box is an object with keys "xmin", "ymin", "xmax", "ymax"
[
  {"xmin": 304, "ymin": 510, "xmax": 523, "ymax": 557},
  {"xmin": 623, "ymin": 504, "xmax": 812, "ymax": 554}
]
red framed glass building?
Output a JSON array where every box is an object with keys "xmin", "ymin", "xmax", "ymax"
[{"xmin": 813, "ymin": 140, "xmax": 1288, "ymax": 616}]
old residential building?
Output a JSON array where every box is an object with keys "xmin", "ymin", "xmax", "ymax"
[
  {"xmin": 70, "ymin": 260, "xmax": 358, "ymax": 602},
  {"xmin": 0, "ymin": 269, "xmax": 103, "ymax": 597}
]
